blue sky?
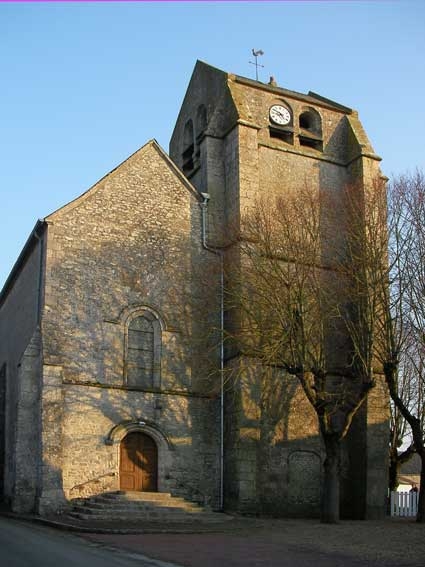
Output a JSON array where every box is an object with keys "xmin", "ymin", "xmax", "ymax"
[{"xmin": 1, "ymin": 1, "xmax": 424, "ymax": 288}]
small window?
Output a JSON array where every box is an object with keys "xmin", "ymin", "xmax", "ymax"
[
  {"xmin": 269, "ymin": 126, "xmax": 294, "ymax": 145},
  {"xmin": 299, "ymin": 108, "xmax": 321, "ymax": 135},
  {"xmin": 196, "ymin": 104, "xmax": 207, "ymax": 137},
  {"xmin": 194, "ymin": 105, "xmax": 207, "ymax": 164},
  {"xmin": 182, "ymin": 119, "xmax": 195, "ymax": 174},
  {"xmin": 299, "ymin": 113, "xmax": 312, "ymax": 130},
  {"xmin": 125, "ymin": 312, "xmax": 161, "ymax": 389},
  {"xmin": 298, "ymin": 108, "xmax": 323, "ymax": 151}
]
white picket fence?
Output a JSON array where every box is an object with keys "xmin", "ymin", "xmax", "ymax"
[{"xmin": 390, "ymin": 491, "xmax": 418, "ymax": 517}]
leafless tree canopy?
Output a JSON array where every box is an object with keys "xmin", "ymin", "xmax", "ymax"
[
  {"xmin": 225, "ymin": 184, "xmax": 383, "ymax": 523},
  {"xmin": 377, "ymin": 171, "xmax": 425, "ymax": 520}
]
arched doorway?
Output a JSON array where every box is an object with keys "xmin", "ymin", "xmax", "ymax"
[{"xmin": 120, "ymin": 432, "xmax": 158, "ymax": 491}]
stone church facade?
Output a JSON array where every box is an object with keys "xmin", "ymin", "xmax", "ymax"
[{"xmin": 0, "ymin": 61, "xmax": 388, "ymax": 519}]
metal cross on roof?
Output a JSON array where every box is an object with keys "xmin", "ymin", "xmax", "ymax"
[{"xmin": 249, "ymin": 49, "xmax": 264, "ymax": 81}]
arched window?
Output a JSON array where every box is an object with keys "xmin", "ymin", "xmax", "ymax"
[
  {"xmin": 299, "ymin": 108, "xmax": 321, "ymax": 134},
  {"xmin": 125, "ymin": 311, "xmax": 161, "ymax": 389},
  {"xmin": 196, "ymin": 104, "xmax": 207, "ymax": 137},
  {"xmin": 182, "ymin": 119, "xmax": 195, "ymax": 174},
  {"xmin": 194, "ymin": 105, "xmax": 208, "ymax": 167},
  {"xmin": 298, "ymin": 107, "xmax": 323, "ymax": 151}
]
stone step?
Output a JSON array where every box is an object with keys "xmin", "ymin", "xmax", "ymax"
[
  {"xmin": 101, "ymin": 491, "xmax": 174, "ymax": 501},
  {"xmin": 72, "ymin": 508, "xmax": 208, "ymax": 517},
  {"xmin": 66, "ymin": 490, "xmax": 228, "ymax": 525},
  {"xmin": 72, "ymin": 506, "xmax": 207, "ymax": 516},
  {"xmin": 68, "ymin": 511, "xmax": 229, "ymax": 523},
  {"xmin": 75, "ymin": 501, "xmax": 202, "ymax": 512},
  {"xmin": 88, "ymin": 494, "xmax": 192, "ymax": 506}
]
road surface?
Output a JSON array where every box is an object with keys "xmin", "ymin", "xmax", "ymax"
[{"xmin": 0, "ymin": 517, "xmax": 179, "ymax": 567}]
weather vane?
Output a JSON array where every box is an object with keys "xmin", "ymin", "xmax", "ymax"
[{"xmin": 249, "ymin": 49, "xmax": 264, "ymax": 81}]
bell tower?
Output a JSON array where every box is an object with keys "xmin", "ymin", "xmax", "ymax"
[{"xmin": 170, "ymin": 60, "xmax": 388, "ymax": 519}]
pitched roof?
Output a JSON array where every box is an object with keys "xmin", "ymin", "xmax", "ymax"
[
  {"xmin": 231, "ymin": 74, "xmax": 353, "ymax": 114},
  {"xmin": 1, "ymin": 140, "xmax": 199, "ymax": 306},
  {"xmin": 46, "ymin": 139, "xmax": 200, "ymax": 220},
  {"xmin": 193, "ymin": 59, "xmax": 353, "ymax": 114},
  {"xmin": 0, "ymin": 220, "xmax": 46, "ymax": 308},
  {"xmin": 400, "ymin": 453, "xmax": 421, "ymax": 475}
]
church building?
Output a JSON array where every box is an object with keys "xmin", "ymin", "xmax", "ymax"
[{"xmin": 0, "ymin": 61, "xmax": 388, "ymax": 519}]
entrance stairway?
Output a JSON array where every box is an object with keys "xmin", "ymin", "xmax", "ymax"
[{"xmin": 68, "ymin": 491, "xmax": 228, "ymax": 524}]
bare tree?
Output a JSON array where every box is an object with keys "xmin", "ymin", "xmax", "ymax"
[
  {"xmin": 227, "ymin": 186, "xmax": 376, "ymax": 523},
  {"xmin": 380, "ymin": 171, "xmax": 425, "ymax": 521},
  {"xmin": 389, "ymin": 400, "xmax": 415, "ymax": 492},
  {"xmin": 227, "ymin": 171, "xmax": 425, "ymax": 522},
  {"xmin": 342, "ymin": 170, "xmax": 425, "ymax": 519}
]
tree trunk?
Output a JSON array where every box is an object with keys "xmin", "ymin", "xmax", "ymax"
[
  {"xmin": 388, "ymin": 445, "xmax": 415, "ymax": 492},
  {"xmin": 321, "ymin": 433, "xmax": 341, "ymax": 523},
  {"xmin": 388, "ymin": 453, "xmax": 400, "ymax": 492},
  {"xmin": 416, "ymin": 453, "xmax": 425, "ymax": 523}
]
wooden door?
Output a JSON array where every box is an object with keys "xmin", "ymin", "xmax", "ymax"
[{"xmin": 120, "ymin": 432, "xmax": 158, "ymax": 491}]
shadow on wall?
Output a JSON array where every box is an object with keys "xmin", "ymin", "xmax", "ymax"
[
  {"xmin": 39, "ymin": 230, "xmax": 223, "ymax": 511},
  {"xmin": 224, "ymin": 359, "xmax": 323, "ymax": 517},
  {"xmin": 60, "ymin": 383, "xmax": 219, "ymax": 507},
  {"xmin": 222, "ymin": 340, "xmax": 388, "ymax": 518},
  {"xmin": 3, "ymin": 204, "xmax": 388, "ymax": 519}
]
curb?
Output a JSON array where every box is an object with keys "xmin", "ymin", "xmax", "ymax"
[{"xmin": 0, "ymin": 508, "xmax": 241, "ymax": 535}]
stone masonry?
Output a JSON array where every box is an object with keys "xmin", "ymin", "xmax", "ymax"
[
  {"xmin": 0, "ymin": 60, "xmax": 388, "ymax": 518},
  {"xmin": 170, "ymin": 61, "xmax": 389, "ymax": 518}
]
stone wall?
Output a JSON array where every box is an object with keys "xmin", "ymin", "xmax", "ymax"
[
  {"xmin": 365, "ymin": 375, "xmax": 390, "ymax": 518},
  {"xmin": 2, "ymin": 61, "xmax": 388, "ymax": 519},
  {"xmin": 224, "ymin": 359, "xmax": 322, "ymax": 517},
  {"xmin": 11, "ymin": 330, "xmax": 42, "ymax": 513},
  {"xmin": 170, "ymin": 62, "xmax": 387, "ymax": 518},
  {"xmin": 60, "ymin": 384, "xmax": 219, "ymax": 507},
  {"xmin": 0, "ymin": 232, "xmax": 44, "ymax": 506},
  {"xmin": 37, "ymin": 140, "xmax": 220, "ymax": 512}
]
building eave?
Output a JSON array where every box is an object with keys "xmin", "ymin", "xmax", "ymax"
[
  {"xmin": 0, "ymin": 220, "xmax": 46, "ymax": 309},
  {"xmin": 232, "ymin": 75, "xmax": 353, "ymax": 114}
]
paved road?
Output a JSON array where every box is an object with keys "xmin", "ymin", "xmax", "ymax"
[
  {"xmin": 0, "ymin": 517, "xmax": 180, "ymax": 567},
  {"xmin": 84, "ymin": 533, "xmax": 379, "ymax": 567},
  {"xmin": 84, "ymin": 519, "xmax": 425, "ymax": 567},
  {"xmin": 2, "ymin": 516, "xmax": 425, "ymax": 567}
]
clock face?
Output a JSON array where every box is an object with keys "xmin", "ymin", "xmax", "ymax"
[{"xmin": 269, "ymin": 105, "xmax": 291, "ymax": 126}]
